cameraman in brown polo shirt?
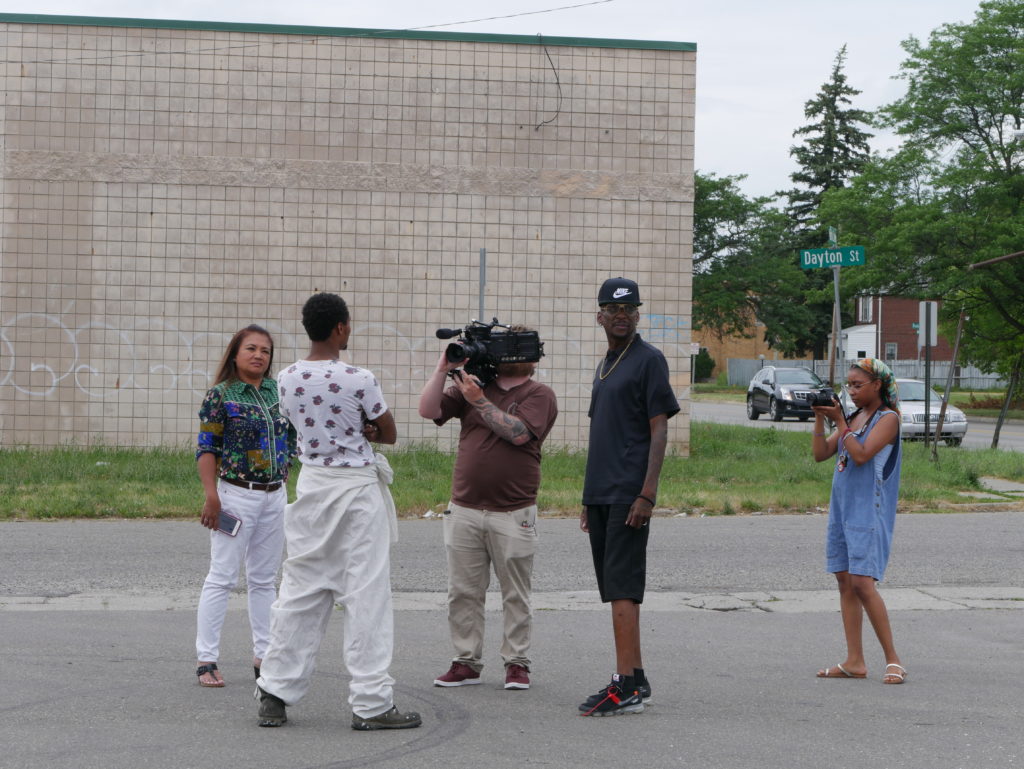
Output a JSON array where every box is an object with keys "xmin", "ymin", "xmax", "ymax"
[{"xmin": 418, "ymin": 327, "xmax": 558, "ymax": 691}]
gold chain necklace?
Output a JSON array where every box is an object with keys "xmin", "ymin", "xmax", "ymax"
[{"xmin": 599, "ymin": 335, "xmax": 635, "ymax": 380}]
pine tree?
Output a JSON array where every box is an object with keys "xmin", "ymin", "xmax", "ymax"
[
  {"xmin": 780, "ymin": 46, "xmax": 874, "ymax": 359},
  {"xmin": 786, "ymin": 45, "xmax": 874, "ymax": 242}
]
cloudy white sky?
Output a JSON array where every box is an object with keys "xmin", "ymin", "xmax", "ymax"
[{"xmin": 8, "ymin": 0, "xmax": 984, "ymax": 198}]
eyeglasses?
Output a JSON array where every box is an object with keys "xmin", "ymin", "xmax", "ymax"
[
  {"xmin": 844, "ymin": 380, "xmax": 877, "ymax": 392},
  {"xmin": 600, "ymin": 303, "xmax": 639, "ymax": 316}
]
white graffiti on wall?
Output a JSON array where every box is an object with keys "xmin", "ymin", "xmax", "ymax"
[
  {"xmin": 0, "ymin": 312, "xmax": 240, "ymax": 398},
  {"xmin": 0, "ymin": 315, "xmax": 442, "ymax": 399},
  {"xmin": 0, "ymin": 315, "xmax": 690, "ymax": 400}
]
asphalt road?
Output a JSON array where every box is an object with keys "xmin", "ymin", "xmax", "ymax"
[
  {"xmin": 2, "ymin": 516, "xmax": 1023, "ymax": 769},
  {"xmin": 3, "ymin": 514, "xmax": 1023, "ymax": 600},
  {"xmin": 692, "ymin": 400, "xmax": 1024, "ymax": 452}
]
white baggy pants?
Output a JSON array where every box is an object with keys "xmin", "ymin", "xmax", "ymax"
[
  {"xmin": 257, "ymin": 462, "xmax": 396, "ymax": 719},
  {"xmin": 195, "ymin": 481, "xmax": 286, "ymax": 662}
]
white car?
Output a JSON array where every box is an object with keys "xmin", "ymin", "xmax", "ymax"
[{"xmin": 840, "ymin": 377, "xmax": 968, "ymax": 447}]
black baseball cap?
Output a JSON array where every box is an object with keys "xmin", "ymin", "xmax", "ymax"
[{"xmin": 598, "ymin": 277, "xmax": 642, "ymax": 306}]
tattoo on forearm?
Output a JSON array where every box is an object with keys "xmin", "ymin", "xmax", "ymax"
[{"xmin": 472, "ymin": 397, "xmax": 529, "ymax": 443}]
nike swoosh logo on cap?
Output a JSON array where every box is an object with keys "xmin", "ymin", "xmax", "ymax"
[{"xmin": 613, "ymin": 288, "xmax": 632, "ymax": 298}]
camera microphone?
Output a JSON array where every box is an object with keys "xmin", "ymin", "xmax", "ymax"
[{"xmin": 435, "ymin": 328, "xmax": 461, "ymax": 339}]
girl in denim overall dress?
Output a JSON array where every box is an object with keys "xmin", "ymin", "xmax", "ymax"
[{"xmin": 810, "ymin": 358, "xmax": 907, "ymax": 685}]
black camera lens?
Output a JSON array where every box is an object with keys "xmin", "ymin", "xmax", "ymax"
[{"xmin": 445, "ymin": 342, "xmax": 468, "ymax": 363}]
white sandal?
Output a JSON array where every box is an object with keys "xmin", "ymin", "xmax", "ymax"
[
  {"xmin": 817, "ymin": 663, "xmax": 866, "ymax": 679},
  {"xmin": 883, "ymin": 663, "xmax": 907, "ymax": 684}
]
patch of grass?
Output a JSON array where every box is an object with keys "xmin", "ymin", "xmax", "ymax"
[
  {"xmin": 0, "ymin": 447, "xmax": 200, "ymax": 518},
  {"xmin": 692, "ymin": 383, "xmax": 746, "ymax": 395},
  {"xmin": 945, "ymin": 390, "xmax": 1024, "ymax": 420},
  {"xmin": 692, "ymin": 384, "xmax": 746, "ymax": 404},
  {"xmin": 387, "ymin": 443, "xmax": 455, "ymax": 516},
  {"xmin": 2, "ymin": 425, "xmax": 1022, "ymax": 519}
]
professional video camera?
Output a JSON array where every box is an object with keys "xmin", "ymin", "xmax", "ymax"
[{"xmin": 435, "ymin": 318, "xmax": 544, "ymax": 386}]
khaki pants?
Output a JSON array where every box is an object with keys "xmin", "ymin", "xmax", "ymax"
[{"xmin": 444, "ymin": 502, "xmax": 538, "ymax": 671}]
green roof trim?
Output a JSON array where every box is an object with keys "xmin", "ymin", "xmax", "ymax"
[{"xmin": 0, "ymin": 12, "xmax": 696, "ymax": 51}]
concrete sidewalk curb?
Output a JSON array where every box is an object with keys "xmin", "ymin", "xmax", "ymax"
[{"xmin": 4, "ymin": 585, "xmax": 1022, "ymax": 613}]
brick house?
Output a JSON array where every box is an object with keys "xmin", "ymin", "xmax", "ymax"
[{"xmin": 841, "ymin": 296, "xmax": 955, "ymax": 361}]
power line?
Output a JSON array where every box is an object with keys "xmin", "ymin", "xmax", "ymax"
[
  {"xmin": 9, "ymin": 0, "xmax": 617, "ymax": 66},
  {"xmin": 407, "ymin": 0, "xmax": 614, "ymax": 30}
]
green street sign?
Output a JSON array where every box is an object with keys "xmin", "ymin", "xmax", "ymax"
[{"xmin": 799, "ymin": 246, "xmax": 866, "ymax": 269}]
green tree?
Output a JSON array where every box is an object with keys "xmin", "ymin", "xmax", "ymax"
[
  {"xmin": 786, "ymin": 45, "xmax": 874, "ymax": 240},
  {"xmin": 693, "ymin": 348, "xmax": 716, "ymax": 381},
  {"xmin": 820, "ymin": 0, "xmax": 1024, "ymax": 378},
  {"xmin": 781, "ymin": 46, "xmax": 874, "ymax": 358},
  {"xmin": 692, "ymin": 172, "xmax": 818, "ymax": 356}
]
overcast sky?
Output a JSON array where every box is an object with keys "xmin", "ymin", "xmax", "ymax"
[{"xmin": 10, "ymin": 0, "xmax": 984, "ymax": 198}]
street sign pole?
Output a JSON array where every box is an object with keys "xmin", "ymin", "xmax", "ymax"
[
  {"xmin": 828, "ymin": 228, "xmax": 840, "ymax": 386},
  {"xmin": 797, "ymin": 235, "xmax": 865, "ymax": 387},
  {"xmin": 830, "ymin": 266, "xmax": 841, "ymax": 386}
]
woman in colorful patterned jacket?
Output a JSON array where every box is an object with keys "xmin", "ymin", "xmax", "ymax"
[{"xmin": 194, "ymin": 324, "xmax": 297, "ymax": 687}]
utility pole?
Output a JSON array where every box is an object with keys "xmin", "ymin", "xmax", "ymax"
[
  {"xmin": 478, "ymin": 247, "xmax": 487, "ymax": 320},
  {"xmin": 932, "ymin": 310, "xmax": 965, "ymax": 463}
]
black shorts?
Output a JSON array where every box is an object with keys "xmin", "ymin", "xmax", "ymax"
[{"xmin": 586, "ymin": 504, "xmax": 649, "ymax": 604}]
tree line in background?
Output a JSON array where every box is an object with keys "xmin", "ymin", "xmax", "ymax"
[{"xmin": 694, "ymin": 0, "xmax": 1024, "ymax": 391}]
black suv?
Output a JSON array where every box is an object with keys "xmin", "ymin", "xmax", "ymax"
[{"xmin": 746, "ymin": 366, "xmax": 825, "ymax": 422}]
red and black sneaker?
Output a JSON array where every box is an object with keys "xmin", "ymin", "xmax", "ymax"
[{"xmin": 578, "ymin": 674, "xmax": 644, "ymax": 716}]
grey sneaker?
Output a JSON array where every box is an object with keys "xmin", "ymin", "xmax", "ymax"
[
  {"xmin": 638, "ymin": 679, "xmax": 652, "ymax": 703},
  {"xmin": 351, "ymin": 706, "xmax": 422, "ymax": 731},
  {"xmin": 256, "ymin": 685, "xmax": 287, "ymax": 727}
]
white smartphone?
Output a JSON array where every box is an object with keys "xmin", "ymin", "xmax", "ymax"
[{"xmin": 217, "ymin": 511, "xmax": 241, "ymax": 537}]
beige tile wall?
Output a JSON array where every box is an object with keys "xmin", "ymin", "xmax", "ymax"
[{"xmin": 0, "ymin": 18, "xmax": 695, "ymax": 452}]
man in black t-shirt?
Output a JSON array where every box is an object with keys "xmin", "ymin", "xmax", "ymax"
[{"xmin": 579, "ymin": 277, "xmax": 679, "ymax": 717}]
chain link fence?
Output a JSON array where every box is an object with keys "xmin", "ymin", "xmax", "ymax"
[{"xmin": 728, "ymin": 359, "xmax": 1006, "ymax": 390}]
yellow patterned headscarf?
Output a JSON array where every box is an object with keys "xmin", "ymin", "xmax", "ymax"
[{"xmin": 851, "ymin": 358, "xmax": 900, "ymax": 413}]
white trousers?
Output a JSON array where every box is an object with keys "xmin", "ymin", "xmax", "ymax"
[
  {"xmin": 195, "ymin": 481, "xmax": 286, "ymax": 662},
  {"xmin": 257, "ymin": 463, "xmax": 395, "ymax": 719}
]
